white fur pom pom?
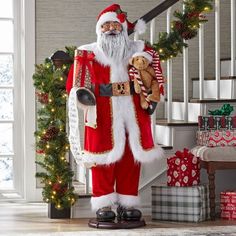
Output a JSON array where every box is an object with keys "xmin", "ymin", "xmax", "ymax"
[{"xmin": 134, "ymin": 19, "xmax": 146, "ymax": 35}]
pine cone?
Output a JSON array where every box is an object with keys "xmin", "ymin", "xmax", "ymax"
[
  {"xmin": 41, "ymin": 126, "xmax": 59, "ymax": 142},
  {"xmin": 45, "ymin": 126, "xmax": 59, "ymax": 140}
]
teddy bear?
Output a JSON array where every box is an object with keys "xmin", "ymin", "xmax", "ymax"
[{"xmin": 129, "ymin": 52, "xmax": 160, "ymax": 110}]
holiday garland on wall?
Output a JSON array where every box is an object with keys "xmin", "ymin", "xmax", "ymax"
[
  {"xmin": 33, "ymin": 46, "xmax": 77, "ymax": 210},
  {"xmin": 153, "ymin": 0, "xmax": 213, "ymax": 61}
]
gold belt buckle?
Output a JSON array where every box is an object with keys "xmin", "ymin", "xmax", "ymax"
[{"xmin": 112, "ymin": 82, "xmax": 130, "ymax": 96}]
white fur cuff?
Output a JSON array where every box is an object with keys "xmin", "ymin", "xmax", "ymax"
[
  {"xmin": 91, "ymin": 192, "xmax": 118, "ymax": 211},
  {"xmin": 117, "ymin": 193, "xmax": 140, "ymax": 207}
]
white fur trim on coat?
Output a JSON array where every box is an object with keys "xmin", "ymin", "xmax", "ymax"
[
  {"xmin": 71, "ymin": 42, "xmax": 165, "ymax": 165},
  {"xmin": 91, "ymin": 192, "xmax": 118, "ymax": 211},
  {"xmin": 117, "ymin": 193, "xmax": 140, "ymax": 207}
]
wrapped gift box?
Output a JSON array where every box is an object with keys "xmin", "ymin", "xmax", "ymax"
[
  {"xmin": 196, "ymin": 130, "xmax": 236, "ymax": 147},
  {"xmin": 198, "ymin": 115, "xmax": 236, "ymax": 131},
  {"xmin": 152, "ymin": 185, "xmax": 210, "ymax": 222},
  {"xmin": 167, "ymin": 149, "xmax": 200, "ymax": 187},
  {"xmin": 220, "ymin": 191, "xmax": 236, "ymax": 220},
  {"xmin": 73, "ymin": 49, "xmax": 95, "ymax": 88}
]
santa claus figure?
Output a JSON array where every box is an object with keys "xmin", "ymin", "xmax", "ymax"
[{"xmin": 66, "ymin": 4, "xmax": 164, "ymax": 223}]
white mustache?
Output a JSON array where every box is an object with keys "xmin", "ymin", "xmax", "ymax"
[{"xmin": 103, "ymin": 30, "xmax": 120, "ymax": 35}]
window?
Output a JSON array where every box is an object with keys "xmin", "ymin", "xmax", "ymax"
[
  {"xmin": 0, "ymin": 0, "xmax": 37, "ymax": 201},
  {"xmin": 0, "ymin": 0, "xmax": 14, "ymax": 192}
]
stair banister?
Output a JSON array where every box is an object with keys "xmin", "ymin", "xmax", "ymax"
[
  {"xmin": 231, "ymin": 0, "xmax": 236, "ymax": 77},
  {"xmin": 215, "ymin": 0, "xmax": 221, "ymax": 99},
  {"xmin": 199, "ymin": 24, "xmax": 205, "ymax": 100},
  {"xmin": 128, "ymin": 0, "xmax": 180, "ymax": 35}
]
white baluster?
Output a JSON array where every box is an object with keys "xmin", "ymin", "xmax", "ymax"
[
  {"xmin": 199, "ymin": 24, "xmax": 205, "ymax": 100},
  {"xmin": 85, "ymin": 168, "xmax": 90, "ymax": 194},
  {"xmin": 231, "ymin": 0, "xmax": 236, "ymax": 98},
  {"xmin": 183, "ymin": 4, "xmax": 189, "ymax": 122},
  {"xmin": 150, "ymin": 19, "xmax": 155, "ymax": 45},
  {"xmin": 150, "ymin": 19, "xmax": 157, "ymax": 141},
  {"xmin": 183, "ymin": 41, "xmax": 189, "ymax": 122},
  {"xmin": 231, "ymin": 0, "xmax": 236, "ymax": 76},
  {"xmin": 167, "ymin": 8, "xmax": 172, "ymax": 123},
  {"xmin": 215, "ymin": 0, "xmax": 220, "ymax": 99}
]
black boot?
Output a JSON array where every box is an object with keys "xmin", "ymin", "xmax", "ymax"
[
  {"xmin": 117, "ymin": 205, "xmax": 142, "ymax": 222},
  {"xmin": 96, "ymin": 206, "xmax": 116, "ymax": 222}
]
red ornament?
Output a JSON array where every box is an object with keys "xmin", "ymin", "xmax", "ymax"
[
  {"xmin": 52, "ymin": 183, "xmax": 61, "ymax": 191},
  {"xmin": 36, "ymin": 92, "xmax": 49, "ymax": 104},
  {"xmin": 187, "ymin": 12, "xmax": 200, "ymax": 19},
  {"xmin": 36, "ymin": 149, "xmax": 45, "ymax": 154}
]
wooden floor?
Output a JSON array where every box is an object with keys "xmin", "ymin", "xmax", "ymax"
[{"xmin": 1, "ymin": 203, "xmax": 236, "ymax": 235}]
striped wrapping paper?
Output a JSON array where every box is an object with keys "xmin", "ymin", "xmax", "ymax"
[{"xmin": 152, "ymin": 185, "xmax": 210, "ymax": 222}]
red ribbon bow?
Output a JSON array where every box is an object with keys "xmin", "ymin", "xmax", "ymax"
[
  {"xmin": 175, "ymin": 148, "xmax": 193, "ymax": 159},
  {"xmin": 74, "ymin": 50, "xmax": 95, "ymax": 87}
]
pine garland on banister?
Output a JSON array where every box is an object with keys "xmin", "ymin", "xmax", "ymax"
[
  {"xmin": 153, "ymin": 0, "xmax": 213, "ymax": 61},
  {"xmin": 33, "ymin": 46, "xmax": 77, "ymax": 210}
]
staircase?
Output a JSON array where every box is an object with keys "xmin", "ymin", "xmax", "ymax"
[{"xmin": 72, "ymin": 0, "xmax": 236, "ymax": 218}]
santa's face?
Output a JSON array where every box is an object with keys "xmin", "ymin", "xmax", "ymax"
[
  {"xmin": 98, "ymin": 21, "xmax": 130, "ymax": 62},
  {"xmin": 101, "ymin": 21, "xmax": 123, "ymax": 35}
]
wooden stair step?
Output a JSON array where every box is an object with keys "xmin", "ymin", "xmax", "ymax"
[
  {"xmin": 192, "ymin": 76, "xmax": 236, "ymax": 81},
  {"xmin": 190, "ymin": 98, "xmax": 236, "ymax": 103},
  {"xmin": 159, "ymin": 144, "xmax": 173, "ymax": 150},
  {"xmin": 156, "ymin": 119, "xmax": 198, "ymax": 126}
]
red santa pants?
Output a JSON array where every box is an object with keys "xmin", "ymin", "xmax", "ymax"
[{"xmin": 91, "ymin": 140, "xmax": 141, "ymax": 210}]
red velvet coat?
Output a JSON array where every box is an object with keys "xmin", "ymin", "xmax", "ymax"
[{"xmin": 67, "ymin": 41, "xmax": 164, "ymax": 165}]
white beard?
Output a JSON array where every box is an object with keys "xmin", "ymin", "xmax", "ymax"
[{"xmin": 97, "ymin": 30, "xmax": 131, "ymax": 62}]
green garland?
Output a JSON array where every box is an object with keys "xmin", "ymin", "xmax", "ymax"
[
  {"xmin": 153, "ymin": 0, "xmax": 213, "ymax": 61},
  {"xmin": 33, "ymin": 46, "xmax": 77, "ymax": 210}
]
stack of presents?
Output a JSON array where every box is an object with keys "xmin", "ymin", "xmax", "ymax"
[
  {"xmin": 197, "ymin": 104, "xmax": 236, "ymax": 147},
  {"xmin": 152, "ymin": 104, "xmax": 236, "ymax": 222}
]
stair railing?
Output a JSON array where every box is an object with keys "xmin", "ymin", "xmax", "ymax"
[{"xmin": 131, "ymin": 0, "xmax": 236, "ymax": 123}]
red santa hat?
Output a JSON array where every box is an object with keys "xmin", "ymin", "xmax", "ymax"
[
  {"xmin": 131, "ymin": 51, "xmax": 153, "ymax": 63},
  {"xmin": 96, "ymin": 4, "xmax": 146, "ymax": 35}
]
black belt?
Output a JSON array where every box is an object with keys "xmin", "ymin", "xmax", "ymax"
[{"xmin": 99, "ymin": 81, "xmax": 135, "ymax": 97}]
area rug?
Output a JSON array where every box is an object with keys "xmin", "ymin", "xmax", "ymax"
[{"xmin": 7, "ymin": 225, "xmax": 236, "ymax": 236}]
